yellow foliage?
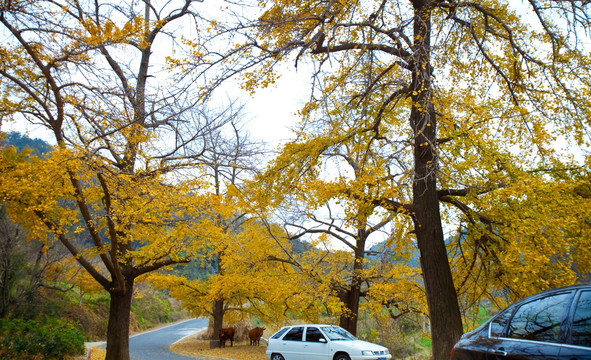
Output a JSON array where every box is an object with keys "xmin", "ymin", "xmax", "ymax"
[
  {"xmin": 3, "ymin": 0, "xmax": 591, "ymax": 351},
  {"xmin": 239, "ymin": 0, "xmax": 591, "ymax": 333}
]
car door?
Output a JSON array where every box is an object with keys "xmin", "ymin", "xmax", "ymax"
[
  {"xmin": 279, "ymin": 326, "xmax": 305, "ymax": 360},
  {"xmin": 487, "ymin": 291, "xmax": 572, "ymax": 360},
  {"xmin": 559, "ymin": 290, "xmax": 591, "ymax": 359},
  {"xmin": 302, "ymin": 326, "xmax": 330, "ymax": 360}
]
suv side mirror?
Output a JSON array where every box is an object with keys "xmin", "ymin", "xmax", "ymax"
[{"xmin": 319, "ymin": 338, "xmax": 327, "ymax": 343}]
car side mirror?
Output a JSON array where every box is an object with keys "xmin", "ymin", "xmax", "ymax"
[{"xmin": 319, "ymin": 338, "xmax": 327, "ymax": 343}]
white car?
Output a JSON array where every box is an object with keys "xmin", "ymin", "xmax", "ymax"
[{"xmin": 265, "ymin": 324, "xmax": 392, "ymax": 360}]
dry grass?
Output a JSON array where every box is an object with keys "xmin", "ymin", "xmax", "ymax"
[
  {"xmin": 69, "ymin": 346, "xmax": 106, "ymax": 360},
  {"xmin": 170, "ymin": 333, "xmax": 268, "ymax": 360},
  {"xmin": 88, "ymin": 347, "xmax": 107, "ymax": 360},
  {"xmin": 75, "ymin": 341, "xmax": 267, "ymax": 360}
]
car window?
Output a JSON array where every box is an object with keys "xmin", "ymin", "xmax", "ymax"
[
  {"xmin": 490, "ymin": 309, "xmax": 513, "ymax": 337},
  {"xmin": 305, "ymin": 327, "xmax": 326, "ymax": 342},
  {"xmin": 507, "ymin": 292, "xmax": 571, "ymax": 343},
  {"xmin": 571, "ymin": 290, "xmax": 591, "ymax": 347},
  {"xmin": 283, "ymin": 326, "xmax": 304, "ymax": 341},
  {"xmin": 271, "ymin": 327, "xmax": 289, "ymax": 340},
  {"xmin": 322, "ymin": 326, "xmax": 356, "ymax": 341}
]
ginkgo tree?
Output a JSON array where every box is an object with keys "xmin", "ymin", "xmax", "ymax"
[
  {"xmin": 221, "ymin": 1, "xmax": 591, "ymax": 359},
  {"xmin": 145, "ymin": 111, "xmax": 275, "ymax": 344},
  {"xmin": 146, "ymin": 215, "xmax": 309, "ymax": 332},
  {"xmin": 268, "ymin": 133, "xmax": 396, "ymax": 335},
  {"xmin": 448, "ymin": 162, "xmax": 591, "ymax": 317},
  {"xmin": 0, "ymin": 1, "xmax": 248, "ymax": 359}
]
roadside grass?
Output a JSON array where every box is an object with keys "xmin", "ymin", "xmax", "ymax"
[
  {"xmin": 70, "ymin": 347, "xmax": 105, "ymax": 360},
  {"xmin": 88, "ymin": 348, "xmax": 107, "ymax": 360},
  {"xmin": 171, "ymin": 337, "xmax": 267, "ymax": 360},
  {"xmin": 81, "ymin": 341, "xmax": 267, "ymax": 360}
]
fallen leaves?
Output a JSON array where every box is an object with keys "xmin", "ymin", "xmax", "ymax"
[{"xmin": 171, "ymin": 335, "xmax": 268, "ymax": 360}]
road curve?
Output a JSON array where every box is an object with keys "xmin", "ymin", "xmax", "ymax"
[
  {"xmin": 129, "ymin": 318, "xmax": 208, "ymax": 360},
  {"xmin": 87, "ymin": 318, "xmax": 209, "ymax": 360}
]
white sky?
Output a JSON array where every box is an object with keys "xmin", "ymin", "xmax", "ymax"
[
  {"xmin": 235, "ymin": 64, "xmax": 311, "ymax": 149},
  {"xmin": 2, "ymin": 57, "xmax": 310, "ymax": 153},
  {"xmin": 0, "ymin": 0, "xmax": 310, "ymax": 150}
]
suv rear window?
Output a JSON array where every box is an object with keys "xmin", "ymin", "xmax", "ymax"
[
  {"xmin": 507, "ymin": 292, "xmax": 571, "ymax": 343},
  {"xmin": 571, "ymin": 290, "xmax": 591, "ymax": 347},
  {"xmin": 490, "ymin": 309, "xmax": 512, "ymax": 337}
]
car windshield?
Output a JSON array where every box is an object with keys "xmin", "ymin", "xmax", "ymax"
[{"xmin": 321, "ymin": 326, "xmax": 357, "ymax": 341}]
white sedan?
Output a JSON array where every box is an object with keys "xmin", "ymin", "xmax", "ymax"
[{"xmin": 265, "ymin": 324, "xmax": 392, "ymax": 360}]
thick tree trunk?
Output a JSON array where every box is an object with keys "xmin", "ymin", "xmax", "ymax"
[
  {"xmin": 339, "ymin": 281, "xmax": 361, "ymax": 334},
  {"xmin": 339, "ymin": 286, "xmax": 360, "ymax": 335},
  {"xmin": 410, "ymin": 3, "xmax": 463, "ymax": 360},
  {"xmin": 105, "ymin": 278, "xmax": 134, "ymax": 360},
  {"xmin": 211, "ymin": 298, "xmax": 225, "ymax": 348}
]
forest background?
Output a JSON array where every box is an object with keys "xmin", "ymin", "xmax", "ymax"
[{"xmin": 1, "ymin": 1, "xmax": 591, "ymax": 360}]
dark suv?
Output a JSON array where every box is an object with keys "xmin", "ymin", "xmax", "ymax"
[{"xmin": 451, "ymin": 284, "xmax": 591, "ymax": 359}]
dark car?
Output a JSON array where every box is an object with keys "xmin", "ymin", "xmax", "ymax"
[{"xmin": 451, "ymin": 284, "xmax": 591, "ymax": 360}]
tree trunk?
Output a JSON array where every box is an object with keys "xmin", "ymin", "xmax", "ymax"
[
  {"xmin": 339, "ymin": 237, "xmax": 365, "ymax": 335},
  {"xmin": 339, "ymin": 285, "xmax": 360, "ymax": 335},
  {"xmin": 211, "ymin": 298, "xmax": 225, "ymax": 348},
  {"xmin": 410, "ymin": 3, "xmax": 463, "ymax": 360},
  {"xmin": 0, "ymin": 204, "xmax": 14, "ymax": 318},
  {"xmin": 105, "ymin": 278, "xmax": 134, "ymax": 360}
]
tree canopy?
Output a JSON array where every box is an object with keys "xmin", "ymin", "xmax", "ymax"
[
  {"xmin": 222, "ymin": 1, "xmax": 591, "ymax": 358},
  {"xmin": 0, "ymin": 1, "xmax": 250, "ymax": 359},
  {"xmin": 1, "ymin": 1, "xmax": 591, "ymax": 360}
]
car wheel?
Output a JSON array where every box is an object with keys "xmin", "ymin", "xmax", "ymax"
[
  {"xmin": 271, "ymin": 353, "xmax": 285, "ymax": 360},
  {"xmin": 334, "ymin": 353, "xmax": 351, "ymax": 360}
]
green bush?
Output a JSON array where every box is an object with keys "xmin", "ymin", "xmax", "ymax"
[
  {"xmin": 0, "ymin": 317, "xmax": 85, "ymax": 359},
  {"xmin": 130, "ymin": 286, "xmax": 185, "ymax": 332}
]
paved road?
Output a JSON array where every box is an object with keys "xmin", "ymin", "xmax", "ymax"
[
  {"xmin": 88, "ymin": 318, "xmax": 209, "ymax": 360},
  {"xmin": 130, "ymin": 318, "xmax": 208, "ymax": 360}
]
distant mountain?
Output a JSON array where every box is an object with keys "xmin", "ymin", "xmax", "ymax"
[
  {"xmin": 291, "ymin": 237, "xmax": 313, "ymax": 254},
  {"xmin": 1, "ymin": 131, "xmax": 52, "ymax": 156},
  {"xmin": 366, "ymin": 240, "xmax": 419, "ymax": 267}
]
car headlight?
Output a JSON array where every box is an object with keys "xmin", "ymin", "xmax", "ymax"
[{"xmin": 362, "ymin": 349, "xmax": 390, "ymax": 356}]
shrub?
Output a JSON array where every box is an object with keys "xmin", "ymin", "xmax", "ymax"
[
  {"xmin": 129, "ymin": 285, "xmax": 185, "ymax": 332},
  {"xmin": 0, "ymin": 316, "xmax": 85, "ymax": 359}
]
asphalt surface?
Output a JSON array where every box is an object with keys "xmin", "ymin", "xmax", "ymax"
[
  {"xmin": 130, "ymin": 318, "xmax": 209, "ymax": 360},
  {"xmin": 88, "ymin": 318, "xmax": 209, "ymax": 360}
]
